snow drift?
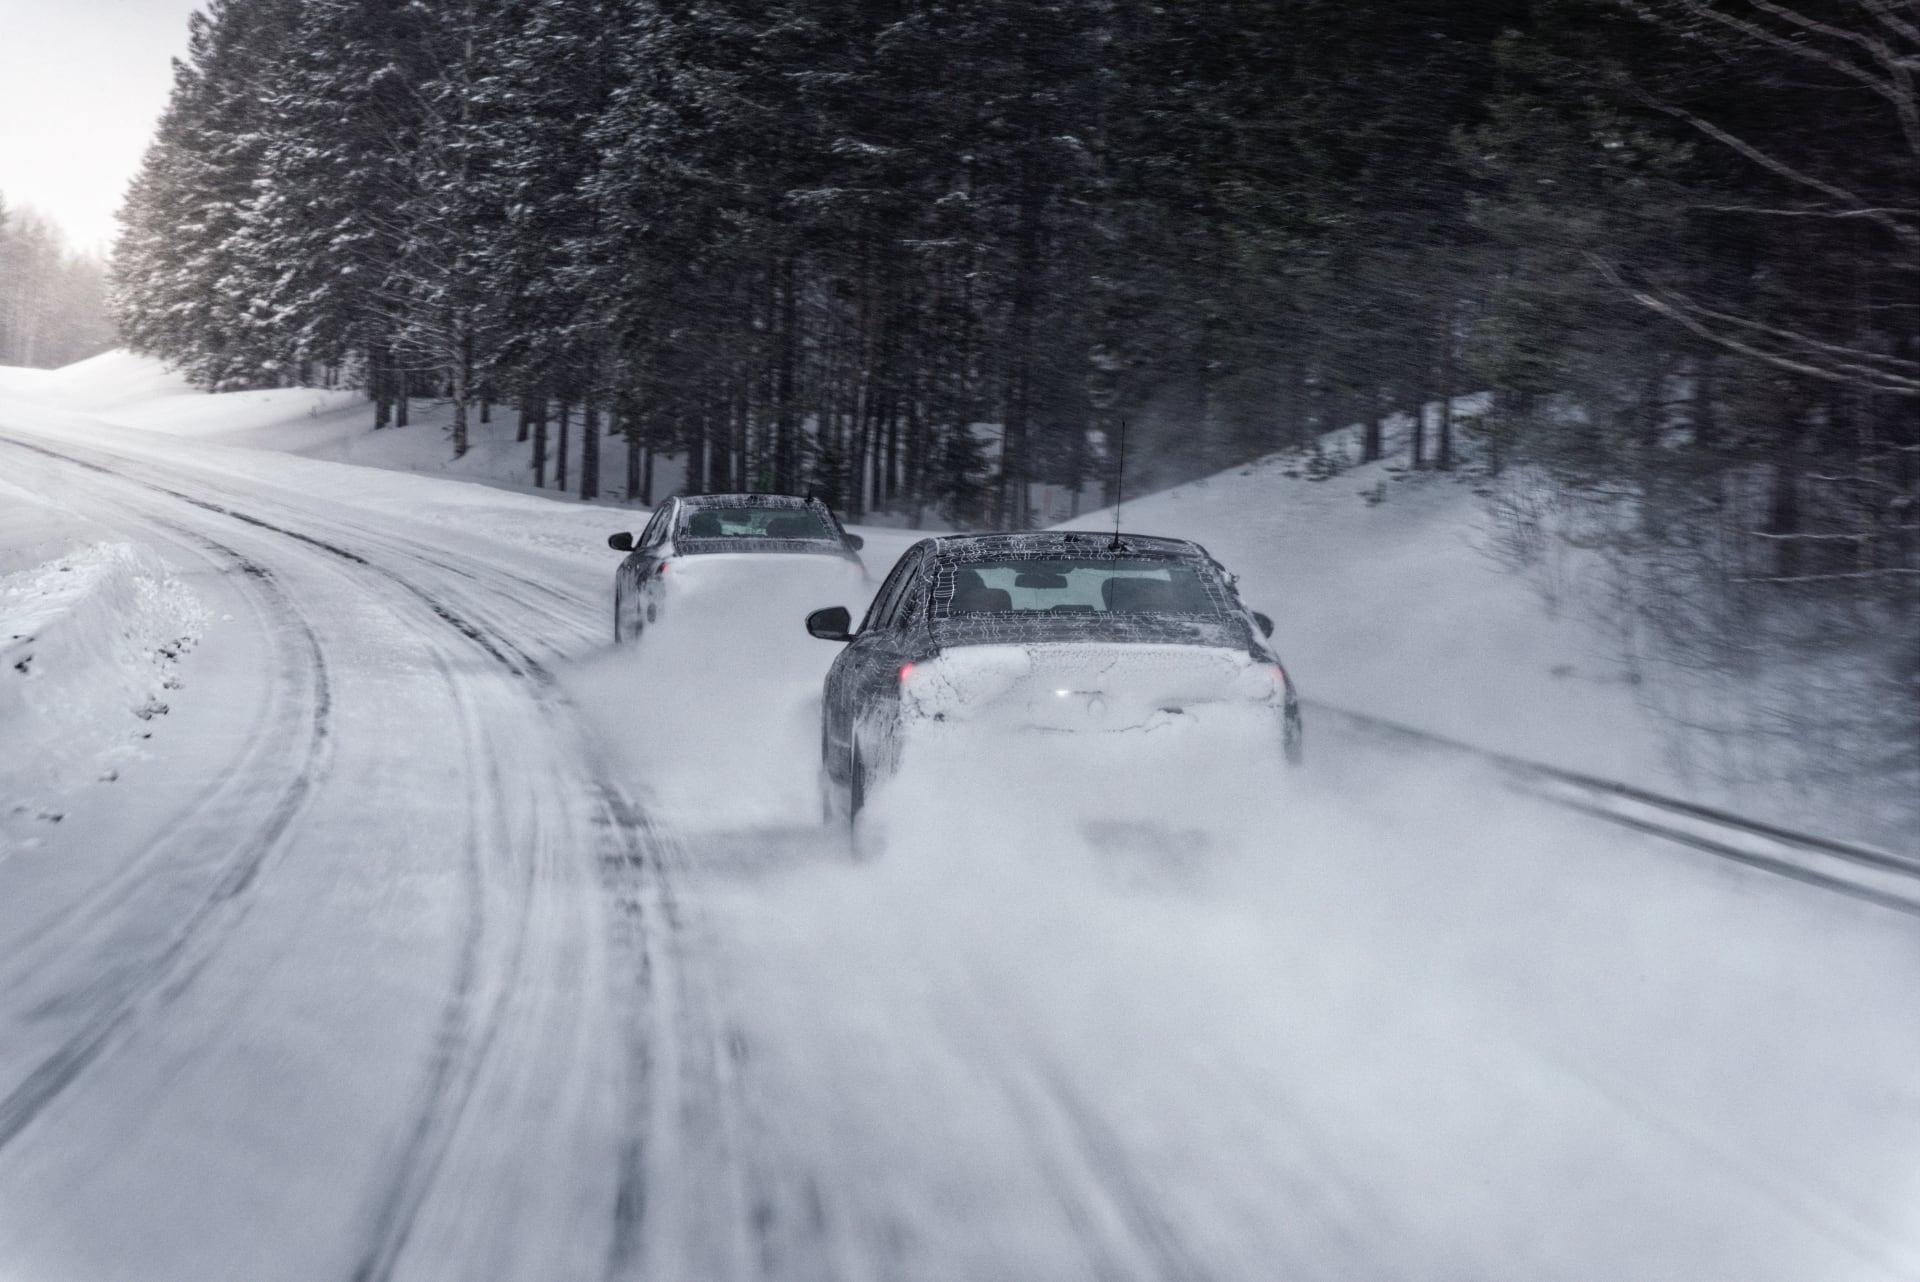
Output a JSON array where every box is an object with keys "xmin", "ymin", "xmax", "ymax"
[{"xmin": 0, "ymin": 538, "xmax": 206, "ymax": 849}]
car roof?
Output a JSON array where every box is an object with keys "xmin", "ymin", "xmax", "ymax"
[{"xmin": 921, "ymin": 530, "xmax": 1209, "ymax": 563}]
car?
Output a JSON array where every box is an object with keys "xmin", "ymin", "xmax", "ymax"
[
  {"xmin": 805, "ymin": 530, "xmax": 1303, "ymax": 818},
  {"xmin": 607, "ymin": 493, "xmax": 867, "ymax": 642}
]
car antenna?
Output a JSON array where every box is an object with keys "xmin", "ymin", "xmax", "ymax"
[{"xmin": 1108, "ymin": 416, "xmax": 1128, "ymax": 551}]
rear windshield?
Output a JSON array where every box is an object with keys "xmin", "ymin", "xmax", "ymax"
[
  {"xmin": 680, "ymin": 506, "xmax": 834, "ymax": 541},
  {"xmin": 938, "ymin": 558, "xmax": 1223, "ymax": 616}
]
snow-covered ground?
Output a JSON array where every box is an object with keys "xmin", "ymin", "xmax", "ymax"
[
  {"xmin": 0, "ymin": 349, "xmax": 686, "ymax": 505},
  {"xmin": 1, "ymin": 357, "xmax": 1916, "ymax": 1282}
]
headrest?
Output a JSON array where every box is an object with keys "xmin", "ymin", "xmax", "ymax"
[
  {"xmin": 765, "ymin": 514, "xmax": 816, "ymax": 538},
  {"xmin": 1102, "ymin": 577, "xmax": 1181, "ymax": 611},
  {"xmin": 951, "ymin": 584, "xmax": 1013, "ymax": 613}
]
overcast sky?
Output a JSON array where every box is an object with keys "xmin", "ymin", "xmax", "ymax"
[{"xmin": 0, "ymin": 0, "xmax": 202, "ymax": 255}]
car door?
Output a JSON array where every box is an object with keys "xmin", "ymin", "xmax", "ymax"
[
  {"xmin": 825, "ymin": 544, "xmax": 925, "ymax": 770},
  {"xmin": 618, "ymin": 502, "xmax": 675, "ymax": 638},
  {"xmin": 839, "ymin": 546, "xmax": 931, "ymax": 773}
]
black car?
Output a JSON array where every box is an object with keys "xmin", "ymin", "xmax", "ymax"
[
  {"xmin": 805, "ymin": 530, "xmax": 1303, "ymax": 816},
  {"xmin": 608, "ymin": 493, "xmax": 867, "ymax": 642}
]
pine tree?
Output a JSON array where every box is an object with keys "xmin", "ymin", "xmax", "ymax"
[{"xmin": 111, "ymin": 0, "xmax": 299, "ymax": 388}]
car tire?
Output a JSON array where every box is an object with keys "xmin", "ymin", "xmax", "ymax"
[{"xmin": 849, "ymin": 744, "xmax": 868, "ymax": 819}]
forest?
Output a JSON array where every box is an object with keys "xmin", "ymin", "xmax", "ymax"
[
  {"xmin": 111, "ymin": 0, "xmax": 1917, "ymax": 786},
  {"xmin": 0, "ymin": 196, "xmax": 115, "ymax": 370},
  {"xmin": 110, "ymin": 0, "xmax": 1917, "ymax": 519}
]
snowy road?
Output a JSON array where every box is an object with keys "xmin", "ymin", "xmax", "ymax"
[{"xmin": 1, "ymin": 406, "xmax": 1918, "ymax": 1282}]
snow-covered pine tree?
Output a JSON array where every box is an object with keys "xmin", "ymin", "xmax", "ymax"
[
  {"xmin": 227, "ymin": 0, "xmax": 426, "ymax": 418},
  {"xmin": 113, "ymin": 0, "xmax": 300, "ymax": 387}
]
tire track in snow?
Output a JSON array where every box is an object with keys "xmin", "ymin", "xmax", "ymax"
[
  {"xmin": 1, "ymin": 536, "xmax": 305, "ymax": 960},
  {"xmin": 346, "ymin": 649, "xmax": 531, "ymax": 1282},
  {"xmin": 2, "ymin": 431, "xmax": 744, "ymax": 1278},
  {"xmin": 593, "ymin": 793, "xmax": 772, "ymax": 1282},
  {"xmin": 921, "ymin": 945, "xmax": 1230, "ymax": 1282},
  {"xmin": 138, "ymin": 482, "xmax": 757, "ymax": 1282},
  {"xmin": 0, "ymin": 518, "xmax": 333, "ymax": 1152},
  {"xmin": 963, "ymin": 1027, "xmax": 1216, "ymax": 1282},
  {"xmin": 0, "ymin": 434, "xmax": 538, "ymax": 1272}
]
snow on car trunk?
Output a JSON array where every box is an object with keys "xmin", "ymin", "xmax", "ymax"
[
  {"xmin": 904, "ymin": 641, "xmax": 1285, "ymax": 732},
  {"xmin": 0, "ymin": 540, "xmax": 206, "ymax": 849},
  {"xmin": 869, "ymin": 648, "xmax": 1296, "ymax": 857}
]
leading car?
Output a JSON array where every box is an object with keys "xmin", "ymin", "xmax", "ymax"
[
  {"xmin": 608, "ymin": 493, "xmax": 867, "ymax": 642},
  {"xmin": 805, "ymin": 530, "xmax": 1302, "ymax": 816}
]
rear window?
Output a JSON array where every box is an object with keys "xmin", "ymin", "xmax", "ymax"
[
  {"xmin": 680, "ymin": 506, "xmax": 834, "ymax": 541},
  {"xmin": 937, "ymin": 558, "xmax": 1223, "ymax": 616}
]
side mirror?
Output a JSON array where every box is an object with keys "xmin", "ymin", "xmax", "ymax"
[
  {"xmin": 1253, "ymin": 611, "xmax": 1275, "ymax": 638},
  {"xmin": 844, "ymin": 532, "xmax": 865, "ymax": 551},
  {"xmin": 608, "ymin": 532, "xmax": 635, "ymax": 552},
  {"xmin": 806, "ymin": 606, "xmax": 855, "ymax": 642}
]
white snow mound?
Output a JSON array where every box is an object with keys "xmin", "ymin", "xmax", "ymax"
[{"xmin": 0, "ymin": 541, "xmax": 207, "ymax": 848}]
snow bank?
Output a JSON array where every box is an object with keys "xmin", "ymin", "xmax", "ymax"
[
  {"xmin": 0, "ymin": 535, "xmax": 206, "ymax": 850},
  {"xmin": 16, "ymin": 350, "xmax": 685, "ymax": 509}
]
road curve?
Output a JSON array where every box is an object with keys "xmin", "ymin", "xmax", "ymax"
[{"xmin": 2, "ymin": 415, "xmax": 1918, "ymax": 1282}]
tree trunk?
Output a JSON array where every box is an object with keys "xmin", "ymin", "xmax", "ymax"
[
  {"xmin": 775, "ymin": 254, "xmax": 799, "ymax": 493},
  {"xmin": 1768, "ymin": 408, "xmax": 1805, "ymax": 579},
  {"xmin": 624, "ymin": 413, "xmax": 641, "ymax": 501},
  {"xmin": 580, "ymin": 393, "xmax": 600, "ymax": 501},
  {"xmin": 556, "ymin": 401, "xmax": 571, "ymax": 493},
  {"xmin": 1436, "ymin": 303, "xmax": 1455, "ymax": 470},
  {"xmin": 996, "ymin": 142, "xmax": 1046, "ymax": 529},
  {"xmin": 686, "ymin": 400, "xmax": 707, "ymax": 497},
  {"xmin": 532, "ymin": 402, "xmax": 548, "ymax": 489},
  {"xmin": 450, "ymin": 326, "xmax": 472, "ymax": 459},
  {"xmin": 373, "ymin": 344, "xmax": 392, "ymax": 429},
  {"xmin": 707, "ymin": 390, "xmax": 731, "ymax": 497}
]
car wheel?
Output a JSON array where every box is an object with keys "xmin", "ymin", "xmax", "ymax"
[
  {"xmin": 820, "ymin": 723, "xmax": 846, "ymax": 827},
  {"xmin": 849, "ymin": 742, "xmax": 869, "ymax": 820}
]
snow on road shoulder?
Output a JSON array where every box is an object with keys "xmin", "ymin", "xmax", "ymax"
[{"xmin": 0, "ymin": 494, "xmax": 207, "ymax": 851}]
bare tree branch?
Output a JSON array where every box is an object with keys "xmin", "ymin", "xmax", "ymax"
[
  {"xmin": 1656, "ymin": 291, "xmax": 1920, "ymax": 371},
  {"xmin": 1633, "ymin": 86, "xmax": 1920, "ymax": 246},
  {"xmin": 1689, "ymin": 203, "xmax": 1920, "ymax": 219},
  {"xmin": 1853, "ymin": 0, "xmax": 1920, "ymax": 58},
  {"xmin": 1631, "ymin": 1, "xmax": 1920, "ymax": 163},
  {"xmin": 1590, "ymin": 255, "xmax": 1920, "ymax": 393}
]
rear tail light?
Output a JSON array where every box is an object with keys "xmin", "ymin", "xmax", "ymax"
[
  {"xmin": 899, "ymin": 662, "xmax": 917, "ymax": 686},
  {"xmin": 658, "ymin": 561, "xmax": 670, "ymax": 575}
]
